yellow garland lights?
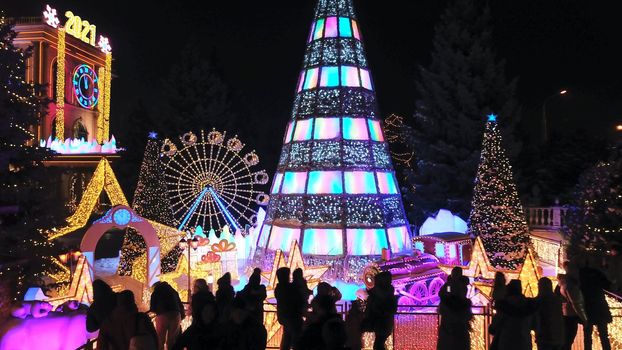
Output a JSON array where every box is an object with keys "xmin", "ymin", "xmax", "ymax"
[
  {"xmin": 262, "ymin": 240, "xmax": 329, "ymax": 345},
  {"xmin": 439, "ymin": 236, "xmax": 541, "ymax": 298},
  {"xmin": 55, "ymin": 27, "xmax": 65, "ymax": 140},
  {"xmin": 47, "ymin": 158, "xmax": 128, "ymax": 240},
  {"xmin": 102, "ymin": 52, "xmax": 112, "ymax": 141}
]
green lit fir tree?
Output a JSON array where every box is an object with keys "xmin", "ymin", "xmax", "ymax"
[
  {"xmin": 119, "ymin": 136, "xmax": 180, "ymax": 275},
  {"xmin": 384, "ymin": 114, "xmax": 418, "ymax": 225},
  {"xmin": 563, "ymin": 147, "xmax": 622, "ymax": 258},
  {"xmin": 0, "ymin": 13, "xmax": 64, "ymax": 299},
  {"xmin": 468, "ymin": 115, "xmax": 530, "ymax": 270},
  {"xmin": 412, "ymin": 0, "xmax": 520, "ymax": 221}
]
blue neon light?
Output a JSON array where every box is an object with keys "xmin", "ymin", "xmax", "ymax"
[
  {"xmin": 207, "ymin": 187, "xmax": 241, "ymax": 232},
  {"xmin": 177, "ymin": 188, "xmax": 209, "ymax": 231}
]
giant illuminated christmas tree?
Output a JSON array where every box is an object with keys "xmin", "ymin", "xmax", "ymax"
[
  {"xmin": 257, "ymin": 0, "xmax": 412, "ymax": 261},
  {"xmin": 468, "ymin": 115, "xmax": 530, "ymax": 270}
]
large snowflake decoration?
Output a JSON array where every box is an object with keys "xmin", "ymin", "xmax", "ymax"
[
  {"xmin": 98, "ymin": 35, "xmax": 112, "ymax": 53},
  {"xmin": 43, "ymin": 5, "xmax": 60, "ymax": 28}
]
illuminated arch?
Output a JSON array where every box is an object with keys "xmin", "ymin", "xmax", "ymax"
[{"xmin": 80, "ymin": 205, "xmax": 161, "ymax": 287}]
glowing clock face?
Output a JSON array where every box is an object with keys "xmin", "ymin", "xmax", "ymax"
[{"xmin": 72, "ymin": 64, "xmax": 99, "ymax": 109}]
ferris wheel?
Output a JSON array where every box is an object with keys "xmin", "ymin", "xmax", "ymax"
[{"xmin": 160, "ymin": 130, "xmax": 270, "ymax": 233}]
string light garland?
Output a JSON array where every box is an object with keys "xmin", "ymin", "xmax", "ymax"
[
  {"xmin": 119, "ymin": 138, "xmax": 180, "ymax": 276},
  {"xmin": 55, "ymin": 27, "xmax": 65, "ymax": 140},
  {"xmin": 102, "ymin": 52, "xmax": 112, "ymax": 141},
  {"xmin": 96, "ymin": 66, "xmax": 105, "ymax": 143},
  {"xmin": 47, "ymin": 158, "xmax": 128, "ymax": 240},
  {"xmin": 439, "ymin": 236, "xmax": 541, "ymax": 298},
  {"xmin": 467, "ymin": 114, "xmax": 530, "ymax": 270}
]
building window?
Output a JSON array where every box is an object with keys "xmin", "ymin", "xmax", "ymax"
[{"xmin": 72, "ymin": 119, "xmax": 88, "ymax": 140}]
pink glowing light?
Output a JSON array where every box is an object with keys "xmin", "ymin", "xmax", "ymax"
[
  {"xmin": 281, "ymin": 171, "xmax": 308, "ymax": 194},
  {"xmin": 346, "ymin": 228, "xmax": 388, "ymax": 255},
  {"xmin": 342, "ymin": 117, "xmax": 369, "ymax": 140},
  {"xmin": 324, "ymin": 17, "xmax": 338, "ymax": 38},
  {"xmin": 367, "ymin": 119, "xmax": 384, "ymax": 141},
  {"xmin": 313, "ymin": 117, "xmax": 340, "ymax": 139},
  {"xmin": 341, "ymin": 66, "xmax": 360, "ymax": 87},
  {"xmin": 304, "ymin": 68, "xmax": 319, "ymax": 90},
  {"xmin": 302, "ymin": 229, "xmax": 343, "ymax": 255},
  {"xmin": 387, "ymin": 226, "xmax": 411, "ymax": 252},
  {"xmin": 284, "ymin": 120, "xmax": 296, "ymax": 143},
  {"xmin": 320, "ymin": 66, "xmax": 340, "ymax": 87},
  {"xmin": 376, "ymin": 171, "xmax": 398, "ymax": 194},
  {"xmin": 360, "ymin": 69, "xmax": 373, "ymax": 90},
  {"xmin": 297, "ymin": 71, "xmax": 305, "ymax": 92},
  {"xmin": 292, "ymin": 118, "xmax": 313, "ymax": 141},
  {"xmin": 268, "ymin": 226, "xmax": 301, "ymax": 251},
  {"xmin": 271, "ymin": 172, "xmax": 284, "ymax": 194},
  {"xmin": 307, "ymin": 171, "xmax": 343, "ymax": 194},
  {"xmin": 352, "ymin": 20, "xmax": 361, "ymax": 40},
  {"xmin": 344, "ymin": 171, "xmax": 377, "ymax": 194},
  {"xmin": 313, "ymin": 18, "xmax": 325, "ymax": 40}
]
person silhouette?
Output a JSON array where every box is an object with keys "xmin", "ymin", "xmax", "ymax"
[
  {"xmin": 239, "ymin": 268, "xmax": 267, "ymax": 323},
  {"xmin": 489, "ymin": 279, "xmax": 536, "ymax": 350},
  {"xmin": 216, "ymin": 272, "xmax": 235, "ymax": 324},
  {"xmin": 579, "ymin": 262, "xmax": 612, "ymax": 350},
  {"xmin": 275, "ymin": 267, "xmax": 305, "ymax": 350},
  {"xmin": 437, "ymin": 267, "xmax": 472, "ymax": 350},
  {"xmin": 534, "ymin": 277, "xmax": 564, "ymax": 350},
  {"xmin": 363, "ymin": 271, "xmax": 397, "ymax": 350}
]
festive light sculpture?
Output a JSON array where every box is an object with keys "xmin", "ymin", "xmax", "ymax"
[
  {"xmin": 160, "ymin": 130, "xmax": 269, "ymax": 233},
  {"xmin": 261, "ymin": 240, "xmax": 329, "ymax": 344},
  {"xmin": 47, "ymin": 158, "xmax": 128, "ymax": 239},
  {"xmin": 468, "ymin": 114, "xmax": 530, "ymax": 270},
  {"xmin": 257, "ymin": 0, "xmax": 412, "ymax": 260},
  {"xmin": 439, "ymin": 236, "xmax": 541, "ymax": 298}
]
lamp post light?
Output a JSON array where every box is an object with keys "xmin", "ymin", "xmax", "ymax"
[
  {"xmin": 542, "ymin": 89, "xmax": 568, "ymax": 143},
  {"xmin": 179, "ymin": 234, "xmax": 199, "ymax": 302}
]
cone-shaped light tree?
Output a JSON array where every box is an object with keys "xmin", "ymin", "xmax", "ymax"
[
  {"xmin": 119, "ymin": 135, "xmax": 179, "ymax": 276},
  {"xmin": 468, "ymin": 114, "xmax": 530, "ymax": 270},
  {"xmin": 257, "ymin": 0, "xmax": 412, "ymax": 264}
]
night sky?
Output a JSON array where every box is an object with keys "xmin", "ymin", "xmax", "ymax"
[{"xmin": 6, "ymin": 1, "xmax": 622, "ymax": 156}]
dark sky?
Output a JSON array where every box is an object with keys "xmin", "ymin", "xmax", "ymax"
[{"xmin": 6, "ymin": 1, "xmax": 622, "ymax": 152}]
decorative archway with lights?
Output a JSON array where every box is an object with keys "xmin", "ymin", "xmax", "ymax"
[{"xmin": 80, "ymin": 205, "xmax": 161, "ymax": 286}]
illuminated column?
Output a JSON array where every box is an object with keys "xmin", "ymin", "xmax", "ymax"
[
  {"xmin": 55, "ymin": 28, "xmax": 66, "ymax": 140},
  {"xmin": 97, "ymin": 66, "xmax": 105, "ymax": 143},
  {"xmin": 102, "ymin": 52, "xmax": 112, "ymax": 141},
  {"xmin": 257, "ymin": 0, "xmax": 412, "ymax": 260}
]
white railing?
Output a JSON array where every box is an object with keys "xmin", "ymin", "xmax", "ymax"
[{"xmin": 526, "ymin": 206, "xmax": 568, "ymax": 229}]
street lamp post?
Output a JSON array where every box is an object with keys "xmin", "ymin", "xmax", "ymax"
[
  {"xmin": 178, "ymin": 234, "xmax": 199, "ymax": 302},
  {"xmin": 542, "ymin": 89, "xmax": 567, "ymax": 143}
]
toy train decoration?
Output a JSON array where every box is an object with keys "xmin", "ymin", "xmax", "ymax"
[
  {"xmin": 363, "ymin": 252, "xmax": 446, "ymax": 305},
  {"xmin": 363, "ymin": 233, "xmax": 472, "ymax": 306}
]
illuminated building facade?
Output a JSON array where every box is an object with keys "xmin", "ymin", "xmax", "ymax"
[
  {"xmin": 10, "ymin": 5, "xmax": 116, "ymax": 207},
  {"xmin": 257, "ymin": 0, "xmax": 412, "ymax": 259},
  {"xmin": 11, "ymin": 5, "xmax": 112, "ymax": 146}
]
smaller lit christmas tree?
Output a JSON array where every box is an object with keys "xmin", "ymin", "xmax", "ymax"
[
  {"xmin": 119, "ymin": 135, "xmax": 179, "ymax": 275},
  {"xmin": 131, "ymin": 133, "xmax": 176, "ymax": 226},
  {"xmin": 468, "ymin": 114, "xmax": 530, "ymax": 270},
  {"xmin": 564, "ymin": 147, "xmax": 622, "ymax": 258}
]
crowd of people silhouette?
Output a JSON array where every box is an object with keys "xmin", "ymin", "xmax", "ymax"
[{"xmin": 88, "ymin": 258, "xmax": 614, "ymax": 350}]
